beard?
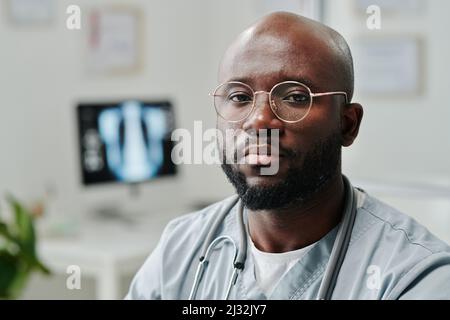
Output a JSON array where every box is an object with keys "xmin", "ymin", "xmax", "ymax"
[{"xmin": 221, "ymin": 133, "xmax": 342, "ymax": 211}]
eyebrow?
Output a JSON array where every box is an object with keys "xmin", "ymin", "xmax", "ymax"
[{"xmin": 225, "ymin": 76, "xmax": 317, "ymax": 91}]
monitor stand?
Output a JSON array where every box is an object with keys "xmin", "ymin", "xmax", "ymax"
[
  {"xmin": 128, "ymin": 182, "xmax": 141, "ymax": 198},
  {"xmin": 92, "ymin": 205, "xmax": 137, "ymax": 225},
  {"xmin": 90, "ymin": 183, "xmax": 145, "ymax": 224}
]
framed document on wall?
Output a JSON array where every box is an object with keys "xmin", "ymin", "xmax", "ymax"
[
  {"xmin": 352, "ymin": 36, "xmax": 423, "ymax": 96},
  {"xmin": 6, "ymin": 0, "xmax": 54, "ymax": 26},
  {"xmin": 86, "ymin": 6, "xmax": 143, "ymax": 75},
  {"xmin": 353, "ymin": 0, "xmax": 424, "ymax": 16}
]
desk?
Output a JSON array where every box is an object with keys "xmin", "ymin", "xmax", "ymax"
[{"xmin": 37, "ymin": 210, "xmax": 182, "ymax": 300}]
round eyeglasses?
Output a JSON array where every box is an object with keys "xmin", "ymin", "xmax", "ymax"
[{"xmin": 210, "ymin": 81, "xmax": 348, "ymax": 123}]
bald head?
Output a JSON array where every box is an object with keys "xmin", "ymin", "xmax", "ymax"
[{"xmin": 219, "ymin": 12, "xmax": 355, "ymax": 101}]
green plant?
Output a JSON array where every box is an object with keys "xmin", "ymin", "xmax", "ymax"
[{"xmin": 0, "ymin": 195, "xmax": 50, "ymax": 299}]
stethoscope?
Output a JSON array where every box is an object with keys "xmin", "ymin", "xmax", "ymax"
[{"xmin": 189, "ymin": 175, "xmax": 358, "ymax": 300}]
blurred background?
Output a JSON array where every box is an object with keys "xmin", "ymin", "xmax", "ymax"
[{"xmin": 0, "ymin": 0, "xmax": 449, "ymax": 299}]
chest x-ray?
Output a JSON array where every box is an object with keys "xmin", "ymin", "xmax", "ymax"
[{"xmin": 77, "ymin": 100, "xmax": 176, "ymax": 185}]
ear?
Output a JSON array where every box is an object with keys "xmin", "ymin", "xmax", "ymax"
[{"xmin": 341, "ymin": 103, "xmax": 363, "ymax": 147}]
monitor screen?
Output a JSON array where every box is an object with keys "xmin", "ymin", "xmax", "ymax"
[{"xmin": 77, "ymin": 100, "xmax": 176, "ymax": 185}]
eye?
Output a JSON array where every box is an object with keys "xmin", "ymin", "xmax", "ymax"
[
  {"xmin": 228, "ymin": 92, "xmax": 253, "ymax": 103},
  {"xmin": 283, "ymin": 93, "xmax": 309, "ymax": 103}
]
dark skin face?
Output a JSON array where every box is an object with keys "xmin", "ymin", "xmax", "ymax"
[{"xmin": 217, "ymin": 13, "xmax": 363, "ymax": 253}]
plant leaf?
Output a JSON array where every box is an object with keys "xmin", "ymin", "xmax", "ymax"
[
  {"xmin": 0, "ymin": 195, "xmax": 52, "ymax": 299},
  {"xmin": 0, "ymin": 250, "xmax": 20, "ymax": 299},
  {"xmin": 0, "ymin": 222, "xmax": 19, "ymax": 243},
  {"xmin": 6, "ymin": 195, "xmax": 36, "ymax": 257}
]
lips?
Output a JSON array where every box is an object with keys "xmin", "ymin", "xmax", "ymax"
[
  {"xmin": 245, "ymin": 154, "xmax": 273, "ymax": 165},
  {"xmin": 241, "ymin": 144, "xmax": 283, "ymax": 165}
]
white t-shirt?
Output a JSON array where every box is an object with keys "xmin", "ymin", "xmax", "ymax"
[
  {"xmin": 250, "ymin": 238, "xmax": 315, "ymax": 297},
  {"xmin": 249, "ymin": 188, "xmax": 367, "ymax": 297}
]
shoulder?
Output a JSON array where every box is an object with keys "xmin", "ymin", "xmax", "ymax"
[
  {"xmin": 357, "ymin": 191, "xmax": 450, "ymax": 254},
  {"xmin": 163, "ymin": 194, "xmax": 239, "ymax": 236},
  {"xmin": 353, "ymin": 189, "xmax": 450, "ymax": 299},
  {"xmin": 125, "ymin": 194, "xmax": 239, "ymax": 299},
  {"xmin": 158, "ymin": 194, "xmax": 240, "ymax": 256}
]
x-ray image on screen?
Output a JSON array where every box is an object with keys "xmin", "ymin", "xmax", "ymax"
[{"xmin": 77, "ymin": 100, "xmax": 176, "ymax": 185}]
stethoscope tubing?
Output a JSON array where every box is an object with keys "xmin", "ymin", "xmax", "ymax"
[{"xmin": 189, "ymin": 176, "xmax": 357, "ymax": 300}]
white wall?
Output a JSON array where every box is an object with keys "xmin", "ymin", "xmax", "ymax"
[
  {"xmin": 0, "ymin": 0, "xmax": 233, "ymax": 218},
  {"xmin": 326, "ymin": 0, "xmax": 450, "ymax": 185},
  {"xmin": 2, "ymin": 0, "xmax": 450, "ymax": 300},
  {"xmin": 1, "ymin": 0, "xmax": 449, "ymax": 221}
]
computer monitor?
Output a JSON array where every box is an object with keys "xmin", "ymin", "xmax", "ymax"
[{"xmin": 77, "ymin": 100, "xmax": 176, "ymax": 186}]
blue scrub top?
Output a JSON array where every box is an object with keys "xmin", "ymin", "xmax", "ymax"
[{"xmin": 126, "ymin": 187, "xmax": 450, "ymax": 300}]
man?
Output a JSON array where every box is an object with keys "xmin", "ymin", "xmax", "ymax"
[{"xmin": 126, "ymin": 12, "xmax": 450, "ymax": 299}]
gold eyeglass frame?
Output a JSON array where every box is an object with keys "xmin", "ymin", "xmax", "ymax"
[{"xmin": 210, "ymin": 80, "xmax": 348, "ymax": 123}]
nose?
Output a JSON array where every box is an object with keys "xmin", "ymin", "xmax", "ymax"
[{"xmin": 242, "ymin": 91, "xmax": 284, "ymax": 132}]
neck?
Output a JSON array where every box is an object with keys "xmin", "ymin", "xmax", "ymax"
[{"xmin": 247, "ymin": 173, "xmax": 345, "ymax": 253}]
